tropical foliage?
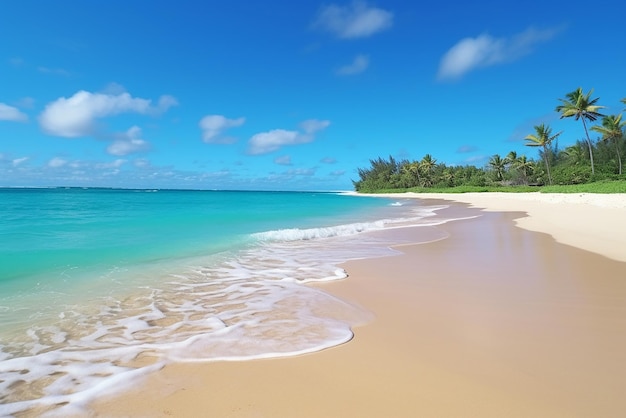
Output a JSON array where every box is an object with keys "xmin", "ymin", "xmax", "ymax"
[
  {"xmin": 354, "ymin": 88, "xmax": 625, "ymax": 192},
  {"xmin": 591, "ymin": 114, "xmax": 625, "ymax": 174},
  {"xmin": 555, "ymin": 88, "xmax": 605, "ymax": 174},
  {"xmin": 524, "ymin": 124, "xmax": 562, "ymax": 185}
]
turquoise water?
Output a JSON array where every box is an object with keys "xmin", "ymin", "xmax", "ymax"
[
  {"xmin": 0, "ymin": 188, "xmax": 453, "ymax": 416},
  {"xmin": 1, "ymin": 188, "xmax": 386, "ymax": 287}
]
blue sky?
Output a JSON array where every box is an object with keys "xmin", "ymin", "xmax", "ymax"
[{"xmin": 1, "ymin": 0, "xmax": 624, "ymax": 190}]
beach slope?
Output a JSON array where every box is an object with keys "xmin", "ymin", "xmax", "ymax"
[{"xmin": 91, "ymin": 192, "xmax": 626, "ymax": 418}]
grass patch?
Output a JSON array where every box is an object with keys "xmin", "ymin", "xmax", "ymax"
[
  {"xmin": 359, "ymin": 180, "xmax": 626, "ymax": 194},
  {"xmin": 539, "ymin": 181, "xmax": 626, "ymax": 193}
]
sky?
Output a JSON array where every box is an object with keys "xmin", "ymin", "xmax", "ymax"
[{"xmin": 1, "ymin": 0, "xmax": 625, "ymax": 190}]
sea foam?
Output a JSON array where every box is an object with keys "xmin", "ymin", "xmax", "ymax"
[{"xmin": 0, "ymin": 199, "xmax": 462, "ymax": 416}]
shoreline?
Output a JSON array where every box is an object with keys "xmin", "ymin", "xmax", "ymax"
[
  {"xmin": 364, "ymin": 192, "xmax": 626, "ymax": 262},
  {"xmin": 89, "ymin": 192, "xmax": 626, "ymax": 417}
]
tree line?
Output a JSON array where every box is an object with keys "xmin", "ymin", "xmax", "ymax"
[{"xmin": 353, "ymin": 89, "xmax": 626, "ymax": 192}]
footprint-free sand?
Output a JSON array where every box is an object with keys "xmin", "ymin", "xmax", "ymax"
[{"xmin": 91, "ymin": 192, "xmax": 626, "ymax": 417}]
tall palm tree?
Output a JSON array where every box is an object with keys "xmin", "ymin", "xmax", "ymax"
[
  {"xmin": 525, "ymin": 124, "xmax": 562, "ymax": 185},
  {"xmin": 622, "ymin": 97, "xmax": 626, "ymax": 110},
  {"xmin": 488, "ymin": 154, "xmax": 507, "ymax": 181},
  {"xmin": 591, "ymin": 114, "xmax": 625, "ymax": 174},
  {"xmin": 556, "ymin": 87, "xmax": 605, "ymax": 174}
]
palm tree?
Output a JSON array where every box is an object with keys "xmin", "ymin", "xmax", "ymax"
[
  {"xmin": 622, "ymin": 97, "xmax": 626, "ymax": 110},
  {"xmin": 420, "ymin": 154, "xmax": 436, "ymax": 173},
  {"xmin": 564, "ymin": 144, "xmax": 587, "ymax": 166},
  {"xmin": 400, "ymin": 161, "xmax": 421, "ymax": 187},
  {"xmin": 504, "ymin": 151, "xmax": 518, "ymax": 167},
  {"xmin": 504, "ymin": 151, "xmax": 519, "ymax": 182},
  {"xmin": 591, "ymin": 114, "xmax": 625, "ymax": 174},
  {"xmin": 556, "ymin": 87, "xmax": 605, "ymax": 174},
  {"xmin": 488, "ymin": 154, "xmax": 507, "ymax": 182},
  {"xmin": 513, "ymin": 155, "xmax": 534, "ymax": 184},
  {"xmin": 441, "ymin": 169, "xmax": 455, "ymax": 187},
  {"xmin": 525, "ymin": 124, "xmax": 562, "ymax": 185},
  {"xmin": 419, "ymin": 154, "xmax": 436, "ymax": 187}
]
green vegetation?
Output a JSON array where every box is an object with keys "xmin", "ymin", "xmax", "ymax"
[
  {"xmin": 556, "ymin": 88, "xmax": 605, "ymax": 174},
  {"xmin": 524, "ymin": 124, "xmax": 562, "ymax": 185},
  {"xmin": 591, "ymin": 114, "xmax": 625, "ymax": 175},
  {"xmin": 354, "ymin": 88, "xmax": 625, "ymax": 194},
  {"xmin": 359, "ymin": 181, "xmax": 626, "ymax": 194},
  {"xmin": 539, "ymin": 181, "xmax": 626, "ymax": 194}
]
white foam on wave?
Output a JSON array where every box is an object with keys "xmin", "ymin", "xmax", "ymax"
[
  {"xmin": 0, "ymin": 200, "xmax": 464, "ymax": 416},
  {"xmin": 0, "ymin": 243, "xmax": 381, "ymax": 416},
  {"xmin": 252, "ymin": 220, "xmax": 387, "ymax": 241},
  {"xmin": 252, "ymin": 204, "xmax": 451, "ymax": 243}
]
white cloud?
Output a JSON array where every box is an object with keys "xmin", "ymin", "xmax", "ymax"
[
  {"xmin": 96, "ymin": 159, "xmax": 126, "ymax": 169},
  {"xmin": 199, "ymin": 114, "xmax": 245, "ymax": 143},
  {"xmin": 12, "ymin": 157, "xmax": 29, "ymax": 167},
  {"xmin": 268, "ymin": 168, "xmax": 318, "ymax": 182},
  {"xmin": 107, "ymin": 126, "xmax": 150, "ymax": 156},
  {"xmin": 274, "ymin": 155, "xmax": 293, "ymax": 165},
  {"xmin": 38, "ymin": 90, "xmax": 178, "ymax": 137},
  {"xmin": 134, "ymin": 158, "xmax": 151, "ymax": 168},
  {"xmin": 284, "ymin": 168, "xmax": 316, "ymax": 177},
  {"xmin": 248, "ymin": 129, "xmax": 301, "ymax": 155},
  {"xmin": 300, "ymin": 119, "xmax": 331, "ymax": 134},
  {"xmin": 48, "ymin": 157, "xmax": 67, "ymax": 168},
  {"xmin": 0, "ymin": 103, "xmax": 28, "ymax": 122},
  {"xmin": 437, "ymin": 27, "xmax": 561, "ymax": 81},
  {"xmin": 337, "ymin": 54, "xmax": 369, "ymax": 75},
  {"xmin": 321, "ymin": 157, "xmax": 337, "ymax": 164},
  {"xmin": 314, "ymin": 1, "xmax": 393, "ymax": 39},
  {"xmin": 248, "ymin": 119, "xmax": 330, "ymax": 155},
  {"xmin": 157, "ymin": 95, "xmax": 178, "ymax": 113}
]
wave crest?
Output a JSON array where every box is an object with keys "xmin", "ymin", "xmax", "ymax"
[
  {"xmin": 252, "ymin": 206, "xmax": 449, "ymax": 243},
  {"xmin": 252, "ymin": 220, "xmax": 387, "ymax": 242}
]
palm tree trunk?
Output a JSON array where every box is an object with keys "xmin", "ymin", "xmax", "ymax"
[
  {"xmin": 581, "ymin": 118, "xmax": 595, "ymax": 174},
  {"xmin": 543, "ymin": 145, "xmax": 553, "ymax": 185},
  {"xmin": 615, "ymin": 140, "xmax": 622, "ymax": 175}
]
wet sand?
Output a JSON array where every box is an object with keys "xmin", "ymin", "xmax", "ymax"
[{"xmin": 91, "ymin": 194, "xmax": 626, "ymax": 417}]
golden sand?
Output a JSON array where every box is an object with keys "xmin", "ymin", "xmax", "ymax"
[{"xmin": 90, "ymin": 193, "xmax": 626, "ymax": 417}]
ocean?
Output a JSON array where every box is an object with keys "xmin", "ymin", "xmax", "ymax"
[{"xmin": 0, "ymin": 188, "xmax": 452, "ymax": 416}]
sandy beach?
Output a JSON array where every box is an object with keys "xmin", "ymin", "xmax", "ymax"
[
  {"xmin": 402, "ymin": 192, "xmax": 626, "ymax": 263},
  {"xmin": 90, "ymin": 192, "xmax": 626, "ymax": 417}
]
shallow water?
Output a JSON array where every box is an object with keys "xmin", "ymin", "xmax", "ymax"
[{"xmin": 0, "ymin": 188, "xmax": 459, "ymax": 416}]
